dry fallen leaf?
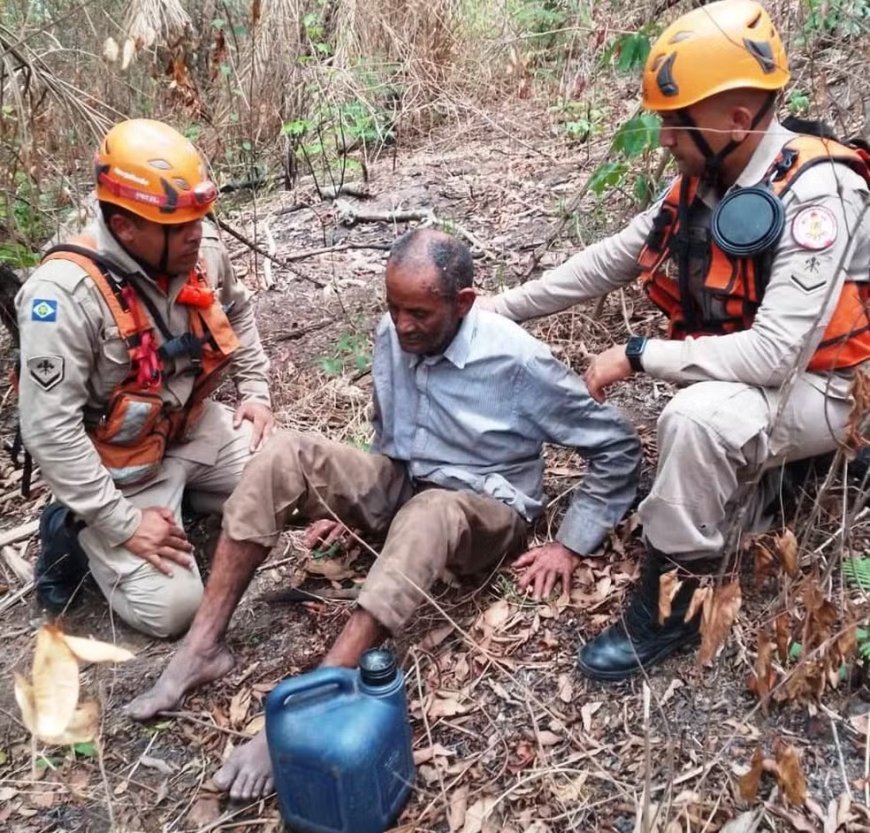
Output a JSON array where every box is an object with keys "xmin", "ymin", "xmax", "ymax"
[
  {"xmin": 428, "ymin": 694, "xmax": 469, "ymax": 719},
  {"xmin": 186, "ymin": 797, "xmax": 221, "ymax": 828},
  {"xmin": 32, "ymin": 625, "xmax": 79, "ymax": 739},
  {"xmin": 775, "ymin": 611, "xmax": 791, "ymax": 665},
  {"xmin": 14, "ymin": 673, "xmax": 100, "ymax": 744},
  {"xmin": 244, "ymin": 715, "xmax": 265, "ymax": 736},
  {"xmin": 658, "ymin": 570, "xmax": 682, "ymax": 624},
  {"xmin": 749, "ymin": 629, "xmax": 775, "ymax": 711},
  {"xmin": 774, "ymin": 529, "xmax": 799, "ymax": 577},
  {"xmin": 419, "ymin": 625, "xmax": 453, "ymax": 651},
  {"xmin": 721, "ymin": 809, "xmax": 762, "ymax": 833},
  {"xmin": 462, "ymin": 796, "xmax": 498, "ymax": 833},
  {"xmin": 738, "ymin": 747, "xmax": 764, "ymax": 801},
  {"xmin": 684, "ymin": 586, "xmax": 711, "ymax": 623},
  {"xmin": 698, "ymin": 581, "xmax": 742, "ymax": 666},
  {"xmin": 61, "ymin": 634, "xmax": 135, "ymax": 664},
  {"xmin": 481, "ymin": 599, "xmax": 512, "ymax": 633},
  {"xmin": 413, "ymin": 743, "xmax": 453, "ymax": 765},
  {"xmin": 580, "ymin": 701, "xmax": 602, "ymax": 733},
  {"xmin": 774, "ymin": 739, "xmax": 808, "ymax": 806},
  {"xmin": 229, "ymin": 689, "xmax": 252, "ymax": 728},
  {"xmin": 304, "ymin": 557, "xmax": 354, "ymax": 581},
  {"xmin": 448, "ymin": 785, "xmax": 469, "ymax": 833},
  {"xmin": 557, "ymin": 673, "xmax": 573, "ymax": 704}
]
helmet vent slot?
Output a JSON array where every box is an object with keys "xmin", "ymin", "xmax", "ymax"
[{"xmin": 148, "ymin": 158, "xmax": 172, "ymax": 170}]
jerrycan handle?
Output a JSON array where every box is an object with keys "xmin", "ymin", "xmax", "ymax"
[{"xmin": 266, "ymin": 667, "xmax": 356, "ymax": 717}]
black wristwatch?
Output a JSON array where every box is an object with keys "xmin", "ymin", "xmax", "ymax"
[{"xmin": 625, "ymin": 336, "xmax": 648, "ymax": 373}]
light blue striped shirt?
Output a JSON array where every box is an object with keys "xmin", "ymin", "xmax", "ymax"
[{"xmin": 370, "ymin": 304, "xmax": 640, "ymax": 555}]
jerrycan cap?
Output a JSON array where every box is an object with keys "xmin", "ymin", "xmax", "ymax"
[{"xmin": 359, "ymin": 648, "xmax": 397, "ymax": 686}]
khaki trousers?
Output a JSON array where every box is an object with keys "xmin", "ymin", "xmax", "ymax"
[
  {"xmin": 222, "ymin": 431, "xmax": 529, "ymax": 633},
  {"xmin": 80, "ymin": 402, "xmax": 255, "ymax": 638},
  {"xmin": 639, "ymin": 376, "xmax": 851, "ymax": 561}
]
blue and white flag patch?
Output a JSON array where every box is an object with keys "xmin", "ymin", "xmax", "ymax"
[{"xmin": 31, "ymin": 298, "xmax": 58, "ymax": 322}]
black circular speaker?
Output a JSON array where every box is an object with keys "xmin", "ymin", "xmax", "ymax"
[{"xmin": 711, "ymin": 185, "xmax": 785, "ymax": 258}]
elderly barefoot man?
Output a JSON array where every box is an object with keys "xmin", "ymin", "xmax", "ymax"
[{"xmin": 126, "ymin": 228, "xmax": 641, "ymax": 799}]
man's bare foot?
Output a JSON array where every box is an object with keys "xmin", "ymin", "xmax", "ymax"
[
  {"xmin": 213, "ymin": 730, "xmax": 274, "ymax": 800},
  {"xmin": 125, "ymin": 643, "xmax": 235, "ymax": 721}
]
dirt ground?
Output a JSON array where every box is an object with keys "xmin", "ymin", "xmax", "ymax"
[{"xmin": 0, "ymin": 101, "xmax": 868, "ymax": 833}]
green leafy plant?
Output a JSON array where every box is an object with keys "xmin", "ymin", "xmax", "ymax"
[
  {"xmin": 319, "ymin": 330, "xmax": 372, "ymax": 377},
  {"xmin": 603, "ymin": 31, "xmax": 652, "ymax": 74},
  {"xmin": 786, "ymin": 89, "xmax": 811, "ymax": 115},
  {"xmin": 799, "ymin": 0, "xmax": 869, "ymax": 42},
  {"xmin": 587, "ymin": 112, "xmax": 661, "ymax": 199}
]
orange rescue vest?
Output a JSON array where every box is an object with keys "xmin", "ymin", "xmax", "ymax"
[
  {"xmin": 41, "ymin": 235, "xmax": 240, "ymax": 487},
  {"xmin": 637, "ymin": 135, "xmax": 870, "ymax": 373}
]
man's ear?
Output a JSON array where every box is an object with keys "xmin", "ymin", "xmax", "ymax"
[
  {"xmin": 456, "ymin": 287, "xmax": 477, "ymax": 317},
  {"xmin": 730, "ymin": 105, "xmax": 755, "ymax": 143},
  {"xmin": 108, "ymin": 212, "xmax": 137, "ymax": 246}
]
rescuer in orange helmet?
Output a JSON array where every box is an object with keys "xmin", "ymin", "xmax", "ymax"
[
  {"xmin": 480, "ymin": 0, "xmax": 870, "ymax": 680},
  {"xmin": 16, "ymin": 119, "xmax": 274, "ymax": 637}
]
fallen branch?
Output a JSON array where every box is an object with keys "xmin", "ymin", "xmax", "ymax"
[
  {"xmin": 333, "ymin": 200, "xmax": 496, "ymax": 259},
  {"xmin": 285, "ymin": 242, "xmax": 391, "ymax": 262},
  {"xmin": 260, "ymin": 220, "xmax": 276, "ymax": 291},
  {"xmin": 213, "ymin": 217, "xmax": 326, "ymax": 289},
  {"xmin": 261, "ymin": 586, "xmax": 360, "ymax": 603},
  {"xmin": 0, "ymin": 519, "xmax": 39, "ymax": 548},
  {"xmin": 274, "ymin": 318, "xmax": 336, "ymax": 341},
  {"xmin": 335, "ymin": 200, "xmax": 432, "ymax": 226},
  {"xmin": 320, "ymin": 182, "xmax": 371, "ymax": 200},
  {"xmin": 0, "ymin": 580, "xmax": 34, "ymax": 615}
]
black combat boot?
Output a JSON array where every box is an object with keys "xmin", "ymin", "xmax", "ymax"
[
  {"xmin": 577, "ymin": 551, "xmax": 711, "ymax": 681},
  {"xmin": 35, "ymin": 502, "xmax": 90, "ymax": 614}
]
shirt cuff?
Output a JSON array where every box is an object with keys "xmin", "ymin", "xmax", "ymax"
[
  {"xmin": 637, "ymin": 338, "xmax": 686, "ymax": 381},
  {"xmin": 555, "ymin": 503, "xmax": 611, "ymax": 556},
  {"xmin": 91, "ymin": 503, "xmax": 143, "ymax": 548},
  {"xmin": 238, "ymin": 385, "xmax": 272, "ymax": 408}
]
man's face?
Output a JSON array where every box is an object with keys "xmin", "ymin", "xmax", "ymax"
[
  {"xmin": 657, "ymin": 99, "xmax": 734, "ymax": 177},
  {"xmin": 113, "ymin": 215, "xmax": 204, "ymax": 275},
  {"xmin": 385, "ymin": 260, "xmax": 469, "ymax": 355}
]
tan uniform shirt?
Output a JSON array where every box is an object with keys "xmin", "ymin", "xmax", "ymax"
[
  {"xmin": 16, "ymin": 215, "xmax": 271, "ymax": 546},
  {"xmin": 484, "ymin": 121, "xmax": 870, "ymax": 395}
]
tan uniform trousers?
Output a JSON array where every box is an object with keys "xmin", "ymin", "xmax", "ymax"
[
  {"xmin": 221, "ymin": 431, "xmax": 529, "ymax": 633},
  {"xmin": 639, "ymin": 375, "xmax": 851, "ymax": 561},
  {"xmin": 80, "ymin": 402, "xmax": 255, "ymax": 638}
]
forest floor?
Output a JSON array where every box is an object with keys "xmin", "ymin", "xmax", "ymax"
[{"xmin": 0, "ymin": 100, "xmax": 868, "ymax": 833}]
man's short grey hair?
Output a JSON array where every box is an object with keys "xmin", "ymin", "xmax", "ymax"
[{"xmin": 388, "ymin": 230, "xmax": 473, "ymax": 297}]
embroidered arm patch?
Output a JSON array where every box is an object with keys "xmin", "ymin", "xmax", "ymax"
[{"xmin": 27, "ymin": 356, "xmax": 64, "ymax": 391}]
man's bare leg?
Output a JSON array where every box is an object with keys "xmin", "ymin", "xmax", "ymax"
[
  {"xmin": 125, "ymin": 538, "xmax": 269, "ymax": 721},
  {"xmin": 212, "ymin": 608, "xmax": 387, "ymax": 801}
]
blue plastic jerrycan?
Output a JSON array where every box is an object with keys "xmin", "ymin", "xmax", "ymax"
[{"xmin": 265, "ymin": 649, "xmax": 415, "ymax": 833}]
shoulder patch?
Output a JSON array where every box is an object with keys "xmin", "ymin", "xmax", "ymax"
[
  {"xmin": 791, "ymin": 205, "xmax": 838, "ymax": 251},
  {"xmin": 27, "ymin": 356, "xmax": 64, "ymax": 391},
  {"xmin": 31, "ymin": 298, "xmax": 58, "ymax": 322}
]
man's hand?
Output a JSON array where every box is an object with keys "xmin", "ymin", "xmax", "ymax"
[
  {"xmin": 514, "ymin": 542, "xmax": 577, "ymax": 600},
  {"xmin": 584, "ymin": 343, "xmax": 633, "ymax": 403},
  {"xmin": 123, "ymin": 507, "xmax": 195, "ymax": 577},
  {"xmin": 233, "ymin": 400, "xmax": 275, "ymax": 452},
  {"xmin": 303, "ymin": 519, "xmax": 358, "ymax": 555}
]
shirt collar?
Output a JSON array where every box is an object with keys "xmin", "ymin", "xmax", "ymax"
[{"xmin": 404, "ymin": 304, "xmax": 478, "ymax": 370}]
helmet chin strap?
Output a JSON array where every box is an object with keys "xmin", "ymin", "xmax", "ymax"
[
  {"xmin": 106, "ymin": 220, "xmax": 174, "ymax": 280},
  {"xmin": 676, "ymin": 93, "xmax": 776, "ymax": 188}
]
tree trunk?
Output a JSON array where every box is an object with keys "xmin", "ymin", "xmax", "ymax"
[{"xmin": 0, "ymin": 263, "xmax": 21, "ymax": 347}]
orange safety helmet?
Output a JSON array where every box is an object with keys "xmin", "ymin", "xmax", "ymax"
[
  {"xmin": 94, "ymin": 119, "xmax": 217, "ymax": 224},
  {"xmin": 642, "ymin": 0, "xmax": 790, "ymax": 112}
]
